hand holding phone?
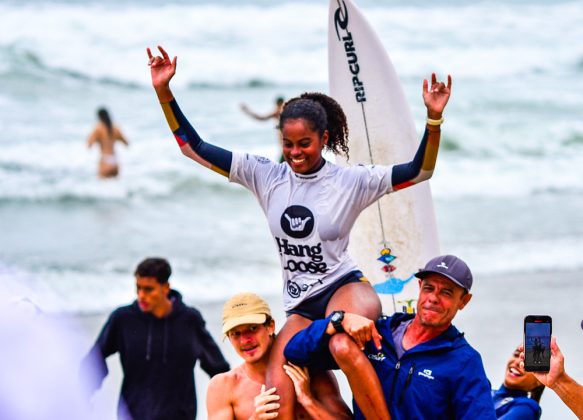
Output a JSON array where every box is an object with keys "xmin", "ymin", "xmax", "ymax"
[{"xmin": 523, "ymin": 315, "xmax": 552, "ymax": 372}]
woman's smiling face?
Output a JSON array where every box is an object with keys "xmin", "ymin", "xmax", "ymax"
[
  {"xmin": 504, "ymin": 346, "xmax": 541, "ymax": 391},
  {"xmin": 281, "ymin": 118, "xmax": 328, "ymax": 174}
]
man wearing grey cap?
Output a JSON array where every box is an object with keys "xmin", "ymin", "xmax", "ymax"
[{"xmin": 285, "ymin": 255, "xmax": 497, "ymax": 419}]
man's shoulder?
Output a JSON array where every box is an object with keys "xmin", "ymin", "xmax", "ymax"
[
  {"xmin": 100, "ymin": 304, "xmax": 139, "ymax": 329},
  {"xmin": 439, "ymin": 329, "xmax": 488, "ymax": 378},
  {"xmin": 206, "ymin": 369, "xmax": 236, "ymax": 414},
  {"xmin": 179, "ymin": 303, "xmax": 205, "ymax": 322},
  {"xmin": 404, "ymin": 323, "xmax": 482, "ymax": 364},
  {"xmin": 447, "ymin": 328, "xmax": 481, "ymax": 359},
  {"xmin": 208, "ymin": 369, "xmax": 234, "ymax": 388},
  {"xmin": 208, "ymin": 365, "xmax": 246, "ymax": 392},
  {"xmin": 208, "ymin": 365, "xmax": 262, "ymax": 419},
  {"xmin": 109, "ymin": 303, "xmax": 137, "ymax": 318}
]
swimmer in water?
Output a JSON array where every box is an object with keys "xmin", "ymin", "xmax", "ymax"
[
  {"xmin": 240, "ymin": 96, "xmax": 285, "ymax": 162},
  {"xmin": 87, "ymin": 107, "xmax": 129, "ymax": 178}
]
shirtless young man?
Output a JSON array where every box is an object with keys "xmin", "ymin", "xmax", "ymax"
[
  {"xmin": 207, "ymin": 293, "xmax": 351, "ymax": 420},
  {"xmin": 87, "ymin": 107, "xmax": 129, "ymax": 178}
]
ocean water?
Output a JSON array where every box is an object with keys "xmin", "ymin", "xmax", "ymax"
[
  {"xmin": 1, "ymin": 1, "xmax": 583, "ymax": 419},
  {"xmin": 1, "ymin": 0, "xmax": 582, "ymax": 315}
]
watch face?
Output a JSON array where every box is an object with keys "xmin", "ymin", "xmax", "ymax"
[{"xmin": 332, "ymin": 312, "xmax": 342, "ymax": 322}]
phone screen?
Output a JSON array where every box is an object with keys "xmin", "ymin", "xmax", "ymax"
[{"xmin": 523, "ymin": 315, "xmax": 552, "ymax": 372}]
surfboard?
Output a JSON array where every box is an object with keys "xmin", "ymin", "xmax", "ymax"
[{"xmin": 328, "ymin": 0, "xmax": 440, "ymax": 314}]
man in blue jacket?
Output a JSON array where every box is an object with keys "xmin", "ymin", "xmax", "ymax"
[
  {"xmin": 285, "ymin": 254, "xmax": 496, "ymax": 419},
  {"xmin": 81, "ymin": 257, "xmax": 230, "ymax": 419}
]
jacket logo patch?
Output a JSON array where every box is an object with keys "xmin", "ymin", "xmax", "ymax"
[
  {"xmin": 367, "ymin": 352, "xmax": 386, "ymax": 362},
  {"xmin": 418, "ymin": 369, "xmax": 435, "ymax": 380}
]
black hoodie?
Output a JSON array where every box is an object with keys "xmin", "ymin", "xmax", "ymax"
[{"xmin": 82, "ymin": 290, "xmax": 229, "ymax": 419}]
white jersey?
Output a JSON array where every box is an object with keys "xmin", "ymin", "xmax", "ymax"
[{"xmin": 230, "ymin": 152, "xmax": 394, "ymax": 311}]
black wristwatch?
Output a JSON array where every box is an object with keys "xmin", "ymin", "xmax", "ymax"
[{"xmin": 330, "ymin": 310, "xmax": 345, "ymax": 333}]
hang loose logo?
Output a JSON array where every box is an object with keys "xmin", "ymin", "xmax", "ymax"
[
  {"xmin": 284, "ymin": 214, "xmax": 312, "ymax": 231},
  {"xmin": 281, "ymin": 206, "xmax": 315, "ymax": 239}
]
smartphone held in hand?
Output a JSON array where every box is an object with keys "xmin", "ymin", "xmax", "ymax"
[{"xmin": 523, "ymin": 315, "xmax": 552, "ymax": 372}]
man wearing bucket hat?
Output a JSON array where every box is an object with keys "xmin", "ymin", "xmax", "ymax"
[
  {"xmin": 207, "ymin": 292, "xmax": 351, "ymax": 419},
  {"xmin": 285, "ymin": 255, "xmax": 497, "ymax": 419}
]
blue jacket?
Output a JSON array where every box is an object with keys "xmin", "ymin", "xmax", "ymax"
[
  {"xmin": 492, "ymin": 385, "xmax": 541, "ymax": 419},
  {"xmin": 81, "ymin": 290, "xmax": 230, "ymax": 420},
  {"xmin": 285, "ymin": 312, "xmax": 496, "ymax": 420}
]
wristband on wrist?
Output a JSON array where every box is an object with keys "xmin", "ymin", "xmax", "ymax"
[{"xmin": 426, "ymin": 117, "xmax": 444, "ymax": 126}]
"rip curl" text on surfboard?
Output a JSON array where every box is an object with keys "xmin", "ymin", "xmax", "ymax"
[{"xmin": 333, "ymin": 0, "xmax": 366, "ymax": 103}]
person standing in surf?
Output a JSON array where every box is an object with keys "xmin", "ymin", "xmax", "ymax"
[
  {"xmin": 147, "ymin": 45, "xmax": 451, "ymax": 420},
  {"xmin": 240, "ymin": 96, "xmax": 286, "ymax": 162},
  {"xmin": 87, "ymin": 107, "xmax": 129, "ymax": 178}
]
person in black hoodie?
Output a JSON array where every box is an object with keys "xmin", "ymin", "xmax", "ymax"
[{"xmin": 81, "ymin": 257, "xmax": 230, "ymax": 419}]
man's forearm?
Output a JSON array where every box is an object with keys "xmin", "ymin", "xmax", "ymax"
[{"xmin": 552, "ymin": 373, "xmax": 583, "ymax": 418}]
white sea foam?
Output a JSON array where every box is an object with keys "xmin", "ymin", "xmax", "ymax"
[
  {"xmin": 1, "ymin": 2, "xmax": 582, "ymax": 86},
  {"xmin": 1, "ymin": 0, "xmax": 582, "ymax": 313}
]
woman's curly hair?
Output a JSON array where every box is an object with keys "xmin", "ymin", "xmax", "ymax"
[{"xmin": 279, "ymin": 92, "xmax": 350, "ymax": 158}]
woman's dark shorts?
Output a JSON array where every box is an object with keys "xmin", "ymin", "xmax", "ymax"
[{"xmin": 285, "ymin": 270, "xmax": 369, "ymax": 320}]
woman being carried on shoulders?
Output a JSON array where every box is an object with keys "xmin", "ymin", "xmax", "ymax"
[{"xmin": 147, "ymin": 45, "xmax": 451, "ymax": 420}]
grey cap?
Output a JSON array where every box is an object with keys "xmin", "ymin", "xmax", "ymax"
[{"xmin": 415, "ymin": 255, "xmax": 473, "ymax": 291}]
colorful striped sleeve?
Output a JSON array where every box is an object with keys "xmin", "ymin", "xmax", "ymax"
[
  {"xmin": 160, "ymin": 99, "xmax": 232, "ymax": 177},
  {"xmin": 391, "ymin": 127, "xmax": 440, "ymax": 190}
]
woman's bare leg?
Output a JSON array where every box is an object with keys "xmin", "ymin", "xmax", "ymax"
[
  {"xmin": 265, "ymin": 314, "xmax": 312, "ymax": 420},
  {"xmin": 326, "ymin": 281, "xmax": 391, "ymax": 420}
]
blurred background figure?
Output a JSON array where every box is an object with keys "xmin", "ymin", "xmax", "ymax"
[
  {"xmin": 240, "ymin": 96, "xmax": 285, "ymax": 162},
  {"xmin": 492, "ymin": 345, "xmax": 544, "ymax": 419},
  {"xmin": 87, "ymin": 107, "xmax": 129, "ymax": 178},
  {"xmin": 0, "ymin": 293, "xmax": 105, "ymax": 420}
]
